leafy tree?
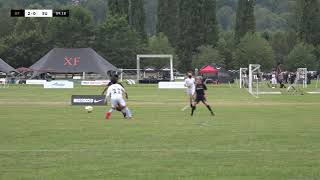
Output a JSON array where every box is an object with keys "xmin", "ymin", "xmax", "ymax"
[
  {"xmin": 0, "ymin": 30, "xmax": 48, "ymax": 67},
  {"xmin": 200, "ymin": 0, "xmax": 219, "ymax": 46},
  {"xmin": 147, "ymin": 33, "xmax": 175, "ymax": 55},
  {"xmin": 285, "ymin": 43, "xmax": 318, "ymax": 71},
  {"xmin": 107, "ymin": 0, "xmax": 129, "ymax": 16},
  {"xmin": 157, "ymin": 0, "xmax": 179, "ymax": 46},
  {"xmin": 217, "ymin": 31, "xmax": 236, "ymax": 69},
  {"xmin": 130, "ymin": 0, "xmax": 146, "ymax": 40},
  {"xmin": 108, "ymin": 0, "xmax": 146, "ymax": 40},
  {"xmin": 145, "ymin": 0, "xmax": 157, "ymax": 36},
  {"xmin": 0, "ymin": 8, "xmax": 17, "ymax": 37},
  {"xmin": 46, "ymin": 6, "xmax": 95, "ymax": 48},
  {"xmin": 314, "ymin": 45, "xmax": 320, "ymax": 71},
  {"xmin": 94, "ymin": 15, "xmax": 144, "ymax": 68},
  {"xmin": 14, "ymin": 17, "xmax": 42, "ymax": 34},
  {"xmin": 235, "ymin": 33, "xmax": 275, "ymax": 70},
  {"xmin": 217, "ymin": 6, "xmax": 236, "ymax": 30},
  {"xmin": 235, "ymin": 0, "xmax": 256, "ymax": 43},
  {"xmin": 144, "ymin": 32, "xmax": 176, "ymax": 67},
  {"xmin": 255, "ymin": 6, "xmax": 288, "ymax": 31},
  {"xmin": 192, "ymin": 45, "xmax": 225, "ymax": 69},
  {"xmin": 177, "ymin": 0, "xmax": 218, "ymax": 72},
  {"xmin": 280, "ymin": 12, "xmax": 296, "ymax": 30},
  {"xmin": 296, "ymin": 0, "xmax": 320, "ymax": 46},
  {"xmin": 217, "ymin": 0, "xmax": 237, "ymax": 9},
  {"xmin": 177, "ymin": 0, "xmax": 203, "ymax": 72},
  {"xmin": 270, "ymin": 31, "xmax": 291, "ymax": 64},
  {"xmin": 82, "ymin": 0, "xmax": 107, "ymax": 23}
]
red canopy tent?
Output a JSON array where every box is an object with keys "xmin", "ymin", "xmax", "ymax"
[
  {"xmin": 16, "ymin": 67, "xmax": 31, "ymax": 73},
  {"xmin": 199, "ymin": 65, "xmax": 219, "ymax": 74}
]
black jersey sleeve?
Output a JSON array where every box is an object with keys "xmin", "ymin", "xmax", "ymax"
[{"xmin": 203, "ymin": 84, "xmax": 207, "ymax": 90}]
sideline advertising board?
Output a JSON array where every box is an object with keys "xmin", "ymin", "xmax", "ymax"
[
  {"xmin": 81, "ymin": 80, "xmax": 110, "ymax": 86},
  {"xmin": 44, "ymin": 81, "xmax": 74, "ymax": 89},
  {"xmin": 71, "ymin": 95, "xmax": 106, "ymax": 106},
  {"xmin": 158, "ymin": 82, "xmax": 186, "ymax": 89},
  {"xmin": 26, "ymin": 80, "xmax": 47, "ymax": 85}
]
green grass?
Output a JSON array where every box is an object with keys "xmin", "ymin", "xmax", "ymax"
[{"xmin": 0, "ymin": 84, "xmax": 320, "ymax": 180}]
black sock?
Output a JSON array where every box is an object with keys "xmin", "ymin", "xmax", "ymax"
[
  {"xmin": 191, "ymin": 106, "xmax": 196, "ymax": 116},
  {"xmin": 206, "ymin": 105, "xmax": 213, "ymax": 113}
]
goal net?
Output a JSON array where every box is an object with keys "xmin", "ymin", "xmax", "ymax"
[
  {"xmin": 136, "ymin": 54, "xmax": 174, "ymax": 82},
  {"xmin": 287, "ymin": 68, "xmax": 307, "ymax": 95},
  {"xmin": 307, "ymin": 74, "xmax": 320, "ymax": 94},
  {"xmin": 248, "ymin": 64, "xmax": 281, "ymax": 97}
]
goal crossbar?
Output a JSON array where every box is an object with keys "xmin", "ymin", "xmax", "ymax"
[
  {"xmin": 136, "ymin": 54, "xmax": 174, "ymax": 82},
  {"xmin": 248, "ymin": 64, "xmax": 281, "ymax": 97}
]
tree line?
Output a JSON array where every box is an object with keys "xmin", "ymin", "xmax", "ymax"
[{"xmin": 0, "ymin": 0, "xmax": 319, "ymax": 72}]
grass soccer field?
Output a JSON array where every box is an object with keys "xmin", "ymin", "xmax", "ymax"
[{"xmin": 1, "ymin": 84, "xmax": 320, "ymax": 180}]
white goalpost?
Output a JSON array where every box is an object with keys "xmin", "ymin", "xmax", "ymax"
[
  {"xmin": 307, "ymin": 74, "xmax": 320, "ymax": 94},
  {"xmin": 136, "ymin": 54, "xmax": 174, "ymax": 82},
  {"xmin": 297, "ymin": 68, "xmax": 307, "ymax": 88},
  {"xmin": 287, "ymin": 68, "xmax": 308, "ymax": 95},
  {"xmin": 248, "ymin": 64, "xmax": 281, "ymax": 97}
]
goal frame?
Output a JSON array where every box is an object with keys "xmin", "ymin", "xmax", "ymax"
[
  {"xmin": 136, "ymin": 54, "xmax": 174, "ymax": 82},
  {"xmin": 307, "ymin": 74, "xmax": 320, "ymax": 94},
  {"xmin": 287, "ymin": 68, "xmax": 308, "ymax": 94},
  {"xmin": 297, "ymin": 68, "xmax": 307, "ymax": 88},
  {"xmin": 248, "ymin": 64, "xmax": 281, "ymax": 97}
]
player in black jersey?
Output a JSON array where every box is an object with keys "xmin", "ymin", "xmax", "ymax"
[{"xmin": 191, "ymin": 77, "xmax": 215, "ymax": 116}]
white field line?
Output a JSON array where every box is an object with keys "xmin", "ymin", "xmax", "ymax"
[
  {"xmin": 181, "ymin": 105, "xmax": 189, "ymax": 111},
  {"xmin": 1, "ymin": 101, "xmax": 320, "ymax": 107},
  {"xmin": 0, "ymin": 149, "xmax": 319, "ymax": 153}
]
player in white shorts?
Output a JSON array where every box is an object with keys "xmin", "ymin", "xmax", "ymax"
[
  {"xmin": 271, "ymin": 71, "xmax": 277, "ymax": 88},
  {"xmin": 184, "ymin": 72, "xmax": 195, "ymax": 108},
  {"xmin": 106, "ymin": 80, "xmax": 132, "ymax": 120}
]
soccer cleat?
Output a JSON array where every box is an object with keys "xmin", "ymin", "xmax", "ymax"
[
  {"xmin": 106, "ymin": 112, "xmax": 111, "ymax": 119},
  {"xmin": 122, "ymin": 112, "xmax": 127, "ymax": 118},
  {"xmin": 211, "ymin": 111, "xmax": 215, "ymax": 116}
]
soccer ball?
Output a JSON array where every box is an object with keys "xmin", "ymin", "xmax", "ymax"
[{"xmin": 85, "ymin": 106, "xmax": 93, "ymax": 113}]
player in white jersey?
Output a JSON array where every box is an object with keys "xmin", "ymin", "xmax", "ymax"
[
  {"xmin": 184, "ymin": 72, "xmax": 195, "ymax": 108},
  {"xmin": 105, "ymin": 79, "xmax": 132, "ymax": 120},
  {"xmin": 102, "ymin": 75, "xmax": 127, "ymax": 117},
  {"xmin": 271, "ymin": 71, "xmax": 277, "ymax": 88}
]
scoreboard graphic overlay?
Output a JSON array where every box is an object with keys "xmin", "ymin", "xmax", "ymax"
[{"xmin": 11, "ymin": 9, "xmax": 69, "ymax": 17}]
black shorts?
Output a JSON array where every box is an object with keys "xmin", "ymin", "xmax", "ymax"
[{"xmin": 195, "ymin": 96, "xmax": 206, "ymax": 103}]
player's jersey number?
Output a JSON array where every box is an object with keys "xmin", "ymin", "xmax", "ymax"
[{"xmin": 112, "ymin": 88, "xmax": 121, "ymax": 94}]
